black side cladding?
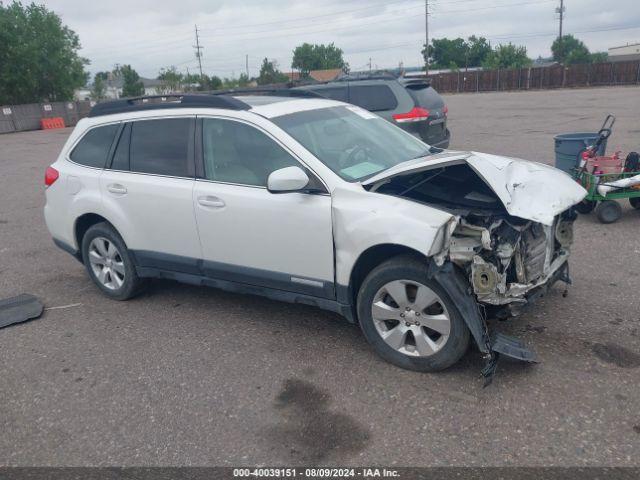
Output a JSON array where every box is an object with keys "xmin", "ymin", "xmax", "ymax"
[
  {"xmin": 0, "ymin": 294, "xmax": 44, "ymax": 329},
  {"xmin": 427, "ymin": 261, "xmax": 490, "ymax": 354}
]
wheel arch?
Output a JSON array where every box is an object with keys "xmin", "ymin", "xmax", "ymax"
[
  {"xmin": 74, "ymin": 213, "xmax": 122, "ymax": 251},
  {"xmin": 343, "ymin": 243, "xmax": 430, "ymax": 321}
]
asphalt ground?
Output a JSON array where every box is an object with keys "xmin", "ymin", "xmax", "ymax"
[{"xmin": 1, "ymin": 86, "xmax": 639, "ymax": 467}]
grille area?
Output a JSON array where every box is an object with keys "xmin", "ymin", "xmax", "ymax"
[{"xmin": 521, "ymin": 223, "xmax": 551, "ymax": 282}]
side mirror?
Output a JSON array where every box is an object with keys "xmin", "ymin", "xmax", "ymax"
[{"xmin": 267, "ymin": 166, "xmax": 309, "ymax": 193}]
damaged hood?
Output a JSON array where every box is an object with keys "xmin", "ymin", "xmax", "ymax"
[{"xmin": 362, "ymin": 151, "xmax": 587, "ymax": 225}]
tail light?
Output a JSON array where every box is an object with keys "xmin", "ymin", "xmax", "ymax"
[
  {"xmin": 392, "ymin": 107, "xmax": 430, "ymax": 123},
  {"xmin": 442, "ymin": 105, "xmax": 448, "ymax": 115},
  {"xmin": 45, "ymin": 166, "xmax": 59, "ymax": 187}
]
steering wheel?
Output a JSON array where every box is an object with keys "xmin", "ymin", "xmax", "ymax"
[{"xmin": 340, "ymin": 145, "xmax": 369, "ymax": 169}]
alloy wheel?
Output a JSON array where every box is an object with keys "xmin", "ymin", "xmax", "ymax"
[
  {"xmin": 371, "ymin": 279, "xmax": 451, "ymax": 357},
  {"xmin": 88, "ymin": 237, "xmax": 125, "ymax": 290}
]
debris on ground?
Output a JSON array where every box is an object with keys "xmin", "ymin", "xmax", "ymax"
[{"xmin": 0, "ymin": 294, "xmax": 44, "ymax": 329}]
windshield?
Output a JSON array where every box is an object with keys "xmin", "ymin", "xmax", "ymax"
[{"xmin": 272, "ymin": 105, "xmax": 431, "ymax": 181}]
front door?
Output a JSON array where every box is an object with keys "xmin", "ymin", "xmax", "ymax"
[{"xmin": 193, "ymin": 117, "xmax": 334, "ymax": 298}]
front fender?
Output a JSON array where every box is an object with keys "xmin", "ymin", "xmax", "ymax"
[{"xmin": 332, "ymin": 187, "xmax": 453, "ymax": 288}]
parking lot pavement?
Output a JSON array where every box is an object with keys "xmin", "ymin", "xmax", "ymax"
[{"xmin": 0, "ymin": 86, "xmax": 639, "ymax": 467}]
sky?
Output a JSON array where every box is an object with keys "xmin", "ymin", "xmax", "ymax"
[{"xmin": 39, "ymin": 0, "xmax": 640, "ymax": 79}]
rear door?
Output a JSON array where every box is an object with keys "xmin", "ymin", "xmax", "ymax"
[{"xmin": 100, "ymin": 116, "xmax": 202, "ymax": 274}]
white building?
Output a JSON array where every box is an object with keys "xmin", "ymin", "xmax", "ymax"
[
  {"xmin": 75, "ymin": 74, "xmax": 165, "ymax": 101},
  {"xmin": 608, "ymin": 43, "xmax": 640, "ymax": 62}
]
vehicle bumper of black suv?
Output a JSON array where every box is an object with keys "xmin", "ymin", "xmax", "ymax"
[{"xmin": 402, "ymin": 121, "xmax": 450, "ymax": 149}]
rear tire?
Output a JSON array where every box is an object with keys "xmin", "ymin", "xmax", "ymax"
[
  {"xmin": 629, "ymin": 197, "xmax": 640, "ymax": 210},
  {"xmin": 357, "ymin": 255, "xmax": 470, "ymax": 372},
  {"xmin": 595, "ymin": 200, "xmax": 622, "ymax": 224},
  {"xmin": 81, "ymin": 222, "xmax": 145, "ymax": 300}
]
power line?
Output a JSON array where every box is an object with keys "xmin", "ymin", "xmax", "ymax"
[{"xmin": 85, "ymin": 0, "xmax": 551, "ymax": 61}]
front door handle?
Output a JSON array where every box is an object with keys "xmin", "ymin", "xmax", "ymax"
[
  {"xmin": 197, "ymin": 195, "xmax": 225, "ymax": 208},
  {"xmin": 107, "ymin": 183, "xmax": 127, "ymax": 195}
]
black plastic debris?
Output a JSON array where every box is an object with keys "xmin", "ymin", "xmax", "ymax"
[
  {"xmin": 0, "ymin": 294, "xmax": 44, "ymax": 329},
  {"xmin": 482, "ymin": 332, "xmax": 538, "ymax": 387},
  {"xmin": 491, "ymin": 332, "xmax": 538, "ymax": 363}
]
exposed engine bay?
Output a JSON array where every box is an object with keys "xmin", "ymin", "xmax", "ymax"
[{"xmin": 369, "ymin": 163, "xmax": 577, "ymax": 313}]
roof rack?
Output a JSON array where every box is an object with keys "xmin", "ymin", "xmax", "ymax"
[
  {"xmin": 88, "ymin": 94, "xmax": 251, "ymax": 117},
  {"xmin": 333, "ymin": 71, "xmax": 399, "ymax": 82},
  {"xmin": 209, "ymin": 86, "xmax": 324, "ymax": 99}
]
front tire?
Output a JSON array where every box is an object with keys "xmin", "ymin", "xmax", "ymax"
[
  {"xmin": 357, "ymin": 255, "xmax": 470, "ymax": 372},
  {"xmin": 81, "ymin": 222, "xmax": 145, "ymax": 300}
]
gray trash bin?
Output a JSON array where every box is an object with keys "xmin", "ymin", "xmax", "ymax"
[{"xmin": 554, "ymin": 132, "xmax": 607, "ymax": 174}]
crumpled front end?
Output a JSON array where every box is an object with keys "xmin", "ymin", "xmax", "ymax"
[{"xmin": 434, "ymin": 208, "xmax": 576, "ymax": 314}]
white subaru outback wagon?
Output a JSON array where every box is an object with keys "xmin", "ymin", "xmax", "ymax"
[{"xmin": 44, "ymin": 93, "xmax": 586, "ymax": 373}]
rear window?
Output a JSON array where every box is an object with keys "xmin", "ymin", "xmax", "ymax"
[
  {"xmin": 348, "ymin": 85, "xmax": 397, "ymax": 112},
  {"xmin": 405, "ymin": 84, "xmax": 444, "ymax": 109},
  {"xmin": 130, "ymin": 118, "xmax": 193, "ymax": 177},
  {"xmin": 70, "ymin": 124, "xmax": 119, "ymax": 168}
]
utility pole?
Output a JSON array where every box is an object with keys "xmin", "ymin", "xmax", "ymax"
[
  {"xmin": 246, "ymin": 54, "xmax": 249, "ymax": 77},
  {"xmin": 425, "ymin": 0, "xmax": 429, "ymax": 76},
  {"xmin": 193, "ymin": 24, "xmax": 204, "ymax": 79},
  {"xmin": 368, "ymin": 57, "xmax": 372, "ymax": 72},
  {"xmin": 556, "ymin": 0, "xmax": 565, "ymax": 60}
]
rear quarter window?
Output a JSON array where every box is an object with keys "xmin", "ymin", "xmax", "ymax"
[
  {"xmin": 313, "ymin": 86, "xmax": 348, "ymax": 102},
  {"xmin": 70, "ymin": 124, "xmax": 119, "ymax": 168},
  {"xmin": 348, "ymin": 85, "xmax": 398, "ymax": 112}
]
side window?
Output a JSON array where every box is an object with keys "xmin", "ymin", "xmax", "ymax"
[
  {"xmin": 70, "ymin": 124, "xmax": 119, "ymax": 168},
  {"xmin": 202, "ymin": 118, "xmax": 298, "ymax": 187},
  {"xmin": 110, "ymin": 122, "xmax": 131, "ymax": 171},
  {"xmin": 348, "ymin": 85, "xmax": 398, "ymax": 112},
  {"xmin": 130, "ymin": 118, "xmax": 194, "ymax": 177}
]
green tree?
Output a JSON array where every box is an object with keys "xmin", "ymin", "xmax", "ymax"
[
  {"xmin": 291, "ymin": 43, "xmax": 347, "ymax": 77},
  {"xmin": 551, "ymin": 35, "xmax": 590, "ymax": 64},
  {"xmin": 467, "ymin": 36, "xmax": 492, "ymax": 67},
  {"xmin": 482, "ymin": 43, "xmax": 531, "ymax": 69},
  {"xmin": 0, "ymin": 1, "xmax": 89, "ymax": 104},
  {"xmin": 117, "ymin": 64, "xmax": 144, "ymax": 97},
  {"xmin": 157, "ymin": 66, "xmax": 183, "ymax": 93},
  {"xmin": 590, "ymin": 51, "xmax": 608, "ymax": 63},
  {"xmin": 422, "ymin": 36, "xmax": 492, "ymax": 69},
  {"xmin": 90, "ymin": 73, "xmax": 106, "ymax": 100},
  {"xmin": 206, "ymin": 75, "xmax": 223, "ymax": 90},
  {"xmin": 257, "ymin": 58, "xmax": 289, "ymax": 85}
]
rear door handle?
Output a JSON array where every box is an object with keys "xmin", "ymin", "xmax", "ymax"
[
  {"xmin": 197, "ymin": 195, "xmax": 225, "ymax": 208},
  {"xmin": 107, "ymin": 183, "xmax": 127, "ymax": 195}
]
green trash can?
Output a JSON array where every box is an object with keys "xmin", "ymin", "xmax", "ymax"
[{"xmin": 554, "ymin": 132, "xmax": 607, "ymax": 174}]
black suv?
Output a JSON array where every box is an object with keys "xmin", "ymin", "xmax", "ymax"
[{"xmin": 295, "ymin": 73, "xmax": 450, "ymax": 148}]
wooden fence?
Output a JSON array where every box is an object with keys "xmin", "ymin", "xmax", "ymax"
[{"xmin": 428, "ymin": 60, "xmax": 640, "ymax": 94}]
